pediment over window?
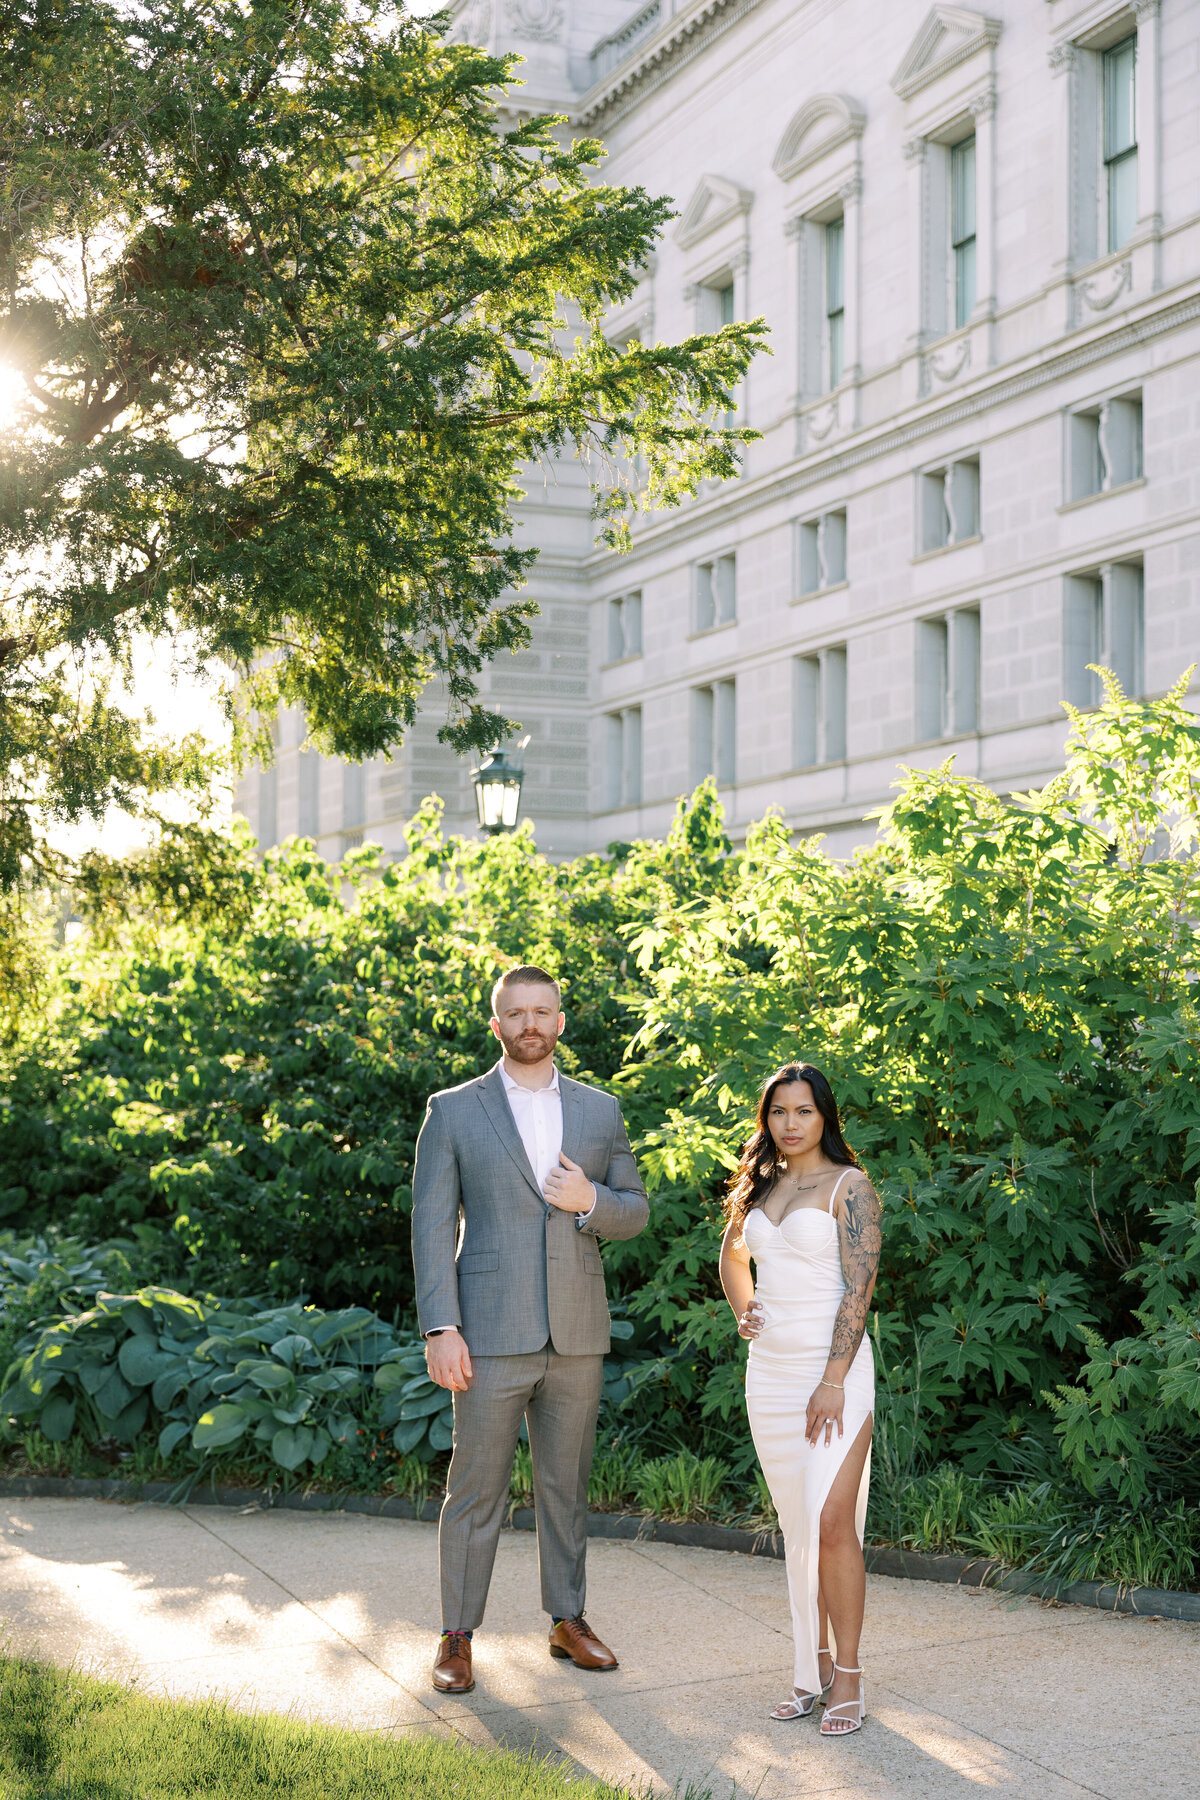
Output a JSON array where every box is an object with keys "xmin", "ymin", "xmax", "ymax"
[
  {"xmin": 891, "ymin": 6, "xmax": 1001, "ymax": 100},
  {"xmin": 673, "ymin": 175, "xmax": 753, "ymax": 250},
  {"xmin": 772, "ymin": 94, "xmax": 866, "ymax": 182}
]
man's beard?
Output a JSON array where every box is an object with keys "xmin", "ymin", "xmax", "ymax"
[{"xmin": 499, "ymin": 1026, "xmax": 559, "ymax": 1064}]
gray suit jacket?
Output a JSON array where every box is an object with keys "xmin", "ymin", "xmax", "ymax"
[{"xmin": 410, "ymin": 1064, "xmax": 648, "ymax": 1356}]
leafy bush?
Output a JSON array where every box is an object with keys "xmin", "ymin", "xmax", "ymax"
[
  {"xmin": 0, "ymin": 795, "xmax": 733, "ymax": 1315},
  {"xmin": 611, "ymin": 673, "xmax": 1200, "ymax": 1507},
  {"xmin": 0, "ymin": 1287, "xmax": 451, "ymax": 1477}
]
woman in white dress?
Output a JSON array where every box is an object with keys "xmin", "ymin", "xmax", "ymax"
[{"xmin": 720, "ymin": 1062, "xmax": 881, "ymax": 1735}]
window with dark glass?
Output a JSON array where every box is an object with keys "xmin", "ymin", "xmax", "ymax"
[
  {"xmin": 1104, "ymin": 35, "xmax": 1138, "ymax": 253},
  {"xmin": 951, "ymin": 136, "xmax": 977, "ymax": 328},
  {"xmin": 824, "ymin": 216, "xmax": 844, "ymax": 389}
]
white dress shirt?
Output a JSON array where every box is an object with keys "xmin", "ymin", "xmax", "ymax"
[
  {"xmin": 500, "ymin": 1059, "xmax": 596, "ymax": 1224},
  {"xmin": 500, "ymin": 1059, "xmax": 564, "ymax": 1190}
]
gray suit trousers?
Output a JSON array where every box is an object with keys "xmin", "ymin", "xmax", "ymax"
[{"xmin": 439, "ymin": 1348, "xmax": 603, "ymax": 1631}]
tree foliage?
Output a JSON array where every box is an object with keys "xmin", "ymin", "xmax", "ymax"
[
  {"xmin": 2, "ymin": 677, "xmax": 1199, "ymax": 1505},
  {"xmin": 0, "ymin": 0, "xmax": 765, "ymax": 903}
]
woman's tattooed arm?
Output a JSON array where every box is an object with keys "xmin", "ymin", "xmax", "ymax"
[{"xmin": 827, "ymin": 1172, "xmax": 882, "ymax": 1369}]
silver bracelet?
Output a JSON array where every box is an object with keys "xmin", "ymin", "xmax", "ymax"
[{"xmin": 817, "ymin": 1378, "xmax": 844, "ymax": 1390}]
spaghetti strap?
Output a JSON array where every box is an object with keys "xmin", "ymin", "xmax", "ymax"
[{"xmin": 827, "ymin": 1168, "xmax": 851, "ymax": 1215}]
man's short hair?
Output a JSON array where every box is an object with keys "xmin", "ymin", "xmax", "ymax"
[{"xmin": 490, "ymin": 963, "xmax": 562, "ymax": 1016}]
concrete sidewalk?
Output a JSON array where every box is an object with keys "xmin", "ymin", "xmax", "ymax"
[{"xmin": 0, "ymin": 1499, "xmax": 1194, "ymax": 1800}]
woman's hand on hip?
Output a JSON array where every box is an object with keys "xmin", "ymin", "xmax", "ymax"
[
  {"xmin": 806, "ymin": 1380, "xmax": 845, "ymax": 1446},
  {"xmin": 737, "ymin": 1300, "xmax": 764, "ymax": 1340}
]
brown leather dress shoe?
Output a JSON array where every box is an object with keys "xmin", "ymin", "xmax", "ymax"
[
  {"xmin": 548, "ymin": 1616, "xmax": 618, "ymax": 1670},
  {"xmin": 432, "ymin": 1630, "xmax": 474, "ymax": 1693}
]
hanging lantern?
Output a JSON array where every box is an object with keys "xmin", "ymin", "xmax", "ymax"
[{"xmin": 471, "ymin": 737, "xmax": 529, "ymax": 835}]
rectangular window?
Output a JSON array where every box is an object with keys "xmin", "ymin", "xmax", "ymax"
[
  {"xmin": 793, "ymin": 655, "xmax": 819, "ymax": 767},
  {"xmin": 342, "ymin": 760, "xmax": 366, "ymax": 832},
  {"xmin": 624, "ymin": 590, "xmax": 643, "ymax": 656},
  {"xmin": 918, "ymin": 457, "xmax": 980, "ymax": 553},
  {"xmin": 917, "ymin": 617, "xmax": 950, "ymax": 740},
  {"xmin": 1068, "ymin": 393, "xmax": 1143, "ymax": 500},
  {"xmin": 951, "ymin": 135, "xmax": 977, "ymax": 329},
  {"xmin": 604, "ymin": 712, "xmax": 623, "ymax": 809},
  {"xmin": 950, "ymin": 605, "xmax": 981, "ymax": 733},
  {"xmin": 695, "ymin": 553, "xmax": 736, "ymax": 631},
  {"xmin": 797, "ymin": 509, "xmax": 848, "ymax": 595},
  {"xmin": 1068, "ymin": 409, "xmax": 1105, "ymax": 503},
  {"xmin": 1105, "ymin": 561, "xmax": 1144, "ymax": 698},
  {"xmin": 607, "ymin": 590, "xmax": 643, "ymax": 661},
  {"xmin": 606, "ymin": 596, "xmax": 624, "ymax": 662},
  {"xmin": 623, "ymin": 705, "xmax": 643, "ymax": 805},
  {"xmin": 715, "ymin": 677, "xmax": 737, "ymax": 784},
  {"xmin": 825, "ymin": 216, "xmax": 845, "ymax": 390},
  {"xmin": 916, "ymin": 607, "xmax": 980, "ymax": 738},
  {"xmin": 793, "ymin": 646, "xmax": 847, "ymax": 766},
  {"xmin": 257, "ymin": 765, "xmax": 277, "ymax": 853},
  {"xmin": 691, "ymin": 684, "xmax": 714, "ymax": 784},
  {"xmin": 1064, "ymin": 575, "xmax": 1104, "ymax": 709},
  {"xmin": 692, "ymin": 681, "xmax": 736, "ymax": 785},
  {"xmin": 1104, "ymin": 35, "xmax": 1138, "ymax": 253},
  {"xmin": 604, "ymin": 706, "xmax": 643, "ymax": 809},
  {"xmin": 297, "ymin": 749, "xmax": 320, "ymax": 839}
]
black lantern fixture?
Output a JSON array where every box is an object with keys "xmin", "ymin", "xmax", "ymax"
[{"xmin": 471, "ymin": 735, "xmax": 529, "ymax": 835}]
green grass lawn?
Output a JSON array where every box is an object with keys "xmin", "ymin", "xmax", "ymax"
[{"xmin": 0, "ymin": 1655, "xmax": 634, "ymax": 1800}]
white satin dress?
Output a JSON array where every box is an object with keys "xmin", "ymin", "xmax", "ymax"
[{"xmin": 743, "ymin": 1170, "xmax": 874, "ymax": 1698}]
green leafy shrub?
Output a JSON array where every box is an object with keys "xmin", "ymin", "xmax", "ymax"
[
  {"xmin": 0, "ymin": 792, "xmax": 734, "ymax": 1316},
  {"xmin": 0, "ymin": 1288, "xmax": 450, "ymax": 1477},
  {"xmin": 611, "ymin": 672, "xmax": 1200, "ymax": 1507}
]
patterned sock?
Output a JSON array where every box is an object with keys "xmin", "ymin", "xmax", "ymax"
[{"xmin": 441, "ymin": 1628, "xmax": 473, "ymax": 1640}]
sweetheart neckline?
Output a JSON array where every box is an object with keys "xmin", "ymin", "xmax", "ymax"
[{"xmin": 754, "ymin": 1206, "xmax": 838, "ymax": 1231}]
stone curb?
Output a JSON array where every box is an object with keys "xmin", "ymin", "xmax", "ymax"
[{"xmin": 2, "ymin": 1475, "xmax": 1198, "ymax": 1624}]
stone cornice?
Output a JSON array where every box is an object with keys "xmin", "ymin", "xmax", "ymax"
[
  {"xmin": 576, "ymin": 0, "xmax": 766, "ymax": 128},
  {"xmin": 575, "ymin": 286, "xmax": 1200, "ymax": 570}
]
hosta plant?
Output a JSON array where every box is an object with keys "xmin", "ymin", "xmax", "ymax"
[{"xmin": 0, "ymin": 1288, "xmax": 451, "ymax": 1476}]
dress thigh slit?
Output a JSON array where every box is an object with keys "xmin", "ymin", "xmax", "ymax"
[{"xmin": 747, "ymin": 1357, "xmax": 872, "ymax": 1697}]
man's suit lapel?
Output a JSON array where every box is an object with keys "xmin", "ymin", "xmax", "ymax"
[
  {"xmin": 559, "ymin": 1075, "xmax": 585, "ymax": 1167},
  {"xmin": 476, "ymin": 1065, "xmax": 543, "ymax": 1200}
]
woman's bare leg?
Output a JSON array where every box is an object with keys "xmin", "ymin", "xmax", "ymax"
[
  {"xmin": 817, "ymin": 1586, "xmax": 832, "ymax": 1691},
  {"xmin": 818, "ymin": 1415, "xmax": 873, "ymax": 1731}
]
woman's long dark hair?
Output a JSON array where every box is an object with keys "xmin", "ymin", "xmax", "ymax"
[{"xmin": 724, "ymin": 1062, "xmax": 859, "ymax": 1231}]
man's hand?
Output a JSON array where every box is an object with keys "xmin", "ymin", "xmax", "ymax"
[
  {"xmin": 426, "ymin": 1327, "xmax": 473, "ymax": 1391},
  {"xmin": 544, "ymin": 1151, "xmax": 596, "ymax": 1214}
]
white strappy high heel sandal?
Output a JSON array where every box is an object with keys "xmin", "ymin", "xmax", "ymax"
[
  {"xmin": 768, "ymin": 1648, "xmax": 834, "ymax": 1720},
  {"xmin": 819, "ymin": 1662, "xmax": 866, "ymax": 1736}
]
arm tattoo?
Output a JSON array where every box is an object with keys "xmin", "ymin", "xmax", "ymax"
[{"xmin": 828, "ymin": 1175, "xmax": 882, "ymax": 1366}]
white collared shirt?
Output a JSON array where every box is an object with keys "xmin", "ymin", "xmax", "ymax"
[
  {"xmin": 499, "ymin": 1058, "xmax": 564, "ymax": 1191},
  {"xmin": 499, "ymin": 1059, "xmax": 596, "ymax": 1225}
]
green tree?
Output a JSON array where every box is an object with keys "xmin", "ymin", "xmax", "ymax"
[{"xmin": 0, "ymin": 0, "xmax": 764, "ymax": 911}]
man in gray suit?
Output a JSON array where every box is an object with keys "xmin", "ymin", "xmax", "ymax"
[{"xmin": 412, "ymin": 963, "xmax": 648, "ymax": 1694}]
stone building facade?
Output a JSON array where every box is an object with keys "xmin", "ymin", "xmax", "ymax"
[{"xmin": 238, "ymin": 0, "xmax": 1200, "ymax": 861}]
